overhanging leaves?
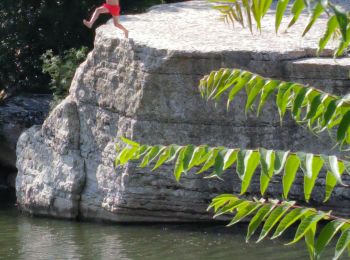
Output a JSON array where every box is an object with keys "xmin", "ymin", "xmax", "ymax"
[
  {"xmin": 210, "ymin": 0, "xmax": 350, "ymax": 56},
  {"xmin": 208, "ymin": 195, "xmax": 350, "ymax": 260},
  {"xmin": 199, "ymin": 68, "xmax": 350, "ymax": 148},
  {"xmin": 115, "ymin": 138, "xmax": 349, "ymax": 202}
]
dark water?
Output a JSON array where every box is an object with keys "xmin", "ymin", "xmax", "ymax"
[{"xmin": 0, "ymin": 206, "xmax": 341, "ymax": 260}]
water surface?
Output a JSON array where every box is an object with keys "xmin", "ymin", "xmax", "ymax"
[{"xmin": 0, "ymin": 205, "xmax": 340, "ymax": 260}]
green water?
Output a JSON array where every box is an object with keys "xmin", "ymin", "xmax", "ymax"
[{"xmin": 0, "ymin": 205, "xmax": 340, "ymax": 260}]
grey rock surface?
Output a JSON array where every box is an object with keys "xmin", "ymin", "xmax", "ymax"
[
  {"xmin": 16, "ymin": 1, "xmax": 350, "ymax": 221},
  {"xmin": 0, "ymin": 94, "xmax": 51, "ymax": 168}
]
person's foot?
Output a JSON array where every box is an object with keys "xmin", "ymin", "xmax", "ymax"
[
  {"xmin": 83, "ymin": 19, "xmax": 92, "ymax": 28},
  {"xmin": 124, "ymin": 30, "xmax": 129, "ymax": 38}
]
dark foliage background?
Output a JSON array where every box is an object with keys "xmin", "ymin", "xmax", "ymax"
[{"xmin": 0, "ymin": 0, "xmax": 182, "ymax": 94}]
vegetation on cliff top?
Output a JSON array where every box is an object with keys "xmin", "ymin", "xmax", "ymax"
[{"xmin": 0, "ymin": 0, "xmax": 183, "ymax": 95}]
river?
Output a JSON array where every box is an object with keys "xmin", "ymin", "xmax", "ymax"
[{"xmin": 0, "ymin": 203, "xmax": 341, "ymax": 260}]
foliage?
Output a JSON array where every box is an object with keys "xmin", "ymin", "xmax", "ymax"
[
  {"xmin": 210, "ymin": 195, "xmax": 350, "ymax": 260},
  {"xmin": 199, "ymin": 68, "xmax": 350, "ymax": 149},
  {"xmin": 112, "ymin": 1, "xmax": 350, "ymax": 258},
  {"xmin": 210, "ymin": 0, "xmax": 350, "ymax": 56},
  {"xmin": 115, "ymin": 138, "xmax": 350, "ymax": 203},
  {"xmin": 0, "ymin": 0, "xmax": 183, "ymax": 93},
  {"xmin": 115, "ymin": 67, "xmax": 350, "ymax": 259},
  {"xmin": 41, "ymin": 47, "xmax": 88, "ymax": 108},
  {"xmin": 115, "ymin": 80, "xmax": 350, "ymax": 259}
]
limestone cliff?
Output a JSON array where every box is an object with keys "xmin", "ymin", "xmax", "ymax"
[{"xmin": 16, "ymin": 1, "xmax": 350, "ymax": 221}]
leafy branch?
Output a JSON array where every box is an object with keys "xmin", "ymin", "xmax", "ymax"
[
  {"xmin": 199, "ymin": 68, "xmax": 350, "ymax": 149},
  {"xmin": 115, "ymin": 138, "xmax": 350, "ymax": 203},
  {"xmin": 210, "ymin": 0, "xmax": 350, "ymax": 56},
  {"xmin": 209, "ymin": 194, "xmax": 350, "ymax": 260}
]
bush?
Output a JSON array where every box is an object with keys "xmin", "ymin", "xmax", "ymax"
[
  {"xmin": 0, "ymin": 0, "xmax": 184, "ymax": 94},
  {"xmin": 41, "ymin": 47, "xmax": 88, "ymax": 108}
]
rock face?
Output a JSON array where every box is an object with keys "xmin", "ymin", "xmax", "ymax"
[
  {"xmin": 0, "ymin": 94, "xmax": 51, "ymax": 195},
  {"xmin": 16, "ymin": 1, "xmax": 350, "ymax": 221},
  {"xmin": 0, "ymin": 94, "xmax": 51, "ymax": 168}
]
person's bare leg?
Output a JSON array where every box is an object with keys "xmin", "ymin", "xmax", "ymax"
[
  {"xmin": 113, "ymin": 16, "xmax": 129, "ymax": 38},
  {"xmin": 83, "ymin": 7, "xmax": 108, "ymax": 28}
]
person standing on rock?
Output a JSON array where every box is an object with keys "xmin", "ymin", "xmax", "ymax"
[{"xmin": 83, "ymin": 0, "xmax": 129, "ymax": 38}]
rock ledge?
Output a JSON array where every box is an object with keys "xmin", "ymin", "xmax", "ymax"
[{"xmin": 16, "ymin": 1, "xmax": 350, "ymax": 221}]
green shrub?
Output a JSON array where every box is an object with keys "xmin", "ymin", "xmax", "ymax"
[
  {"xmin": 41, "ymin": 47, "xmax": 88, "ymax": 108},
  {"xmin": 0, "ymin": 0, "xmax": 184, "ymax": 94}
]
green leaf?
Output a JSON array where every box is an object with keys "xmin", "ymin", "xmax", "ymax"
[
  {"xmin": 227, "ymin": 202, "xmax": 261, "ymax": 226},
  {"xmin": 174, "ymin": 147, "xmax": 186, "ymax": 181},
  {"xmin": 304, "ymin": 222, "xmax": 316, "ymax": 259},
  {"xmin": 272, "ymin": 208, "xmax": 311, "ymax": 239},
  {"xmin": 119, "ymin": 146, "xmax": 140, "ymax": 165},
  {"xmin": 257, "ymin": 80, "xmax": 279, "ymax": 116},
  {"xmin": 315, "ymin": 220, "xmax": 344, "ymax": 258},
  {"xmin": 334, "ymin": 227, "xmax": 350, "ymax": 260},
  {"xmin": 188, "ymin": 146, "xmax": 208, "ymax": 169},
  {"xmin": 306, "ymin": 93, "xmax": 322, "ymax": 120},
  {"xmin": 337, "ymin": 110, "xmax": 350, "ymax": 143},
  {"xmin": 292, "ymin": 87, "xmax": 307, "ymax": 121},
  {"xmin": 208, "ymin": 194, "xmax": 237, "ymax": 212},
  {"xmin": 323, "ymin": 156, "xmax": 346, "ymax": 202},
  {"xmin": 287, "ymin": 0, "xmax": 305, "ymax": 28},
  {"xmin": 302, "ymin": 3, "xmax": 324, "ymax": 37},
  {"xmin": 227, "ymin": 71, "xmax": 253, "ymax": 108},
  {"xmin": 252, "ymin": 0, "xmax": 262, "ymax": 30},
  {"xmin": 332, "ymin": 5, "xmax": 349, "ymax": 42},
  {"xmin": 328, "ymin": 156, "xmax": 346, "ymax": 185},
  {"xmin": 215, "ymin": 200, "xmax": 249, "ymax": 218},
  {"xmin": 318, "ymin": 16, "xmax": 338, "ymax": 54},
  {"xmin": 212, "ymin": 149, "xmax": 226, "ymax": 177},
  {"xmin": 242, "ymin": 0, "xmax": 253, "ymax": 33},
  {"xmin": 259, "ymin": 148, "xmax": 275, "ymax": 195},
  {"xmin": 261, "ymin": 0, "xmax": 273, "ymax": 17},
  {"xmin": 282, "ymin": 154, "xmax": 301, "ymax": 199},
  {"xmin": 245, "ymin": 77, "xmax": 265, "ymax": 113},
  {"xmin": 302, "ymin": 155, "xmax": 324, "ymax": 202},
  {"xmin": 140, "ymin": 145, "xmax": 162, "ymax": 168},
  {"xmin": 287, "ymin": 211, "xmax": 327, "ymax": 245},
  {"xmin": 120, "ymin": 137, "xmax": 140, "ymax": 147},
  {"xmin": 322, "ymin": 99, "xmax": 337, "ymax": 127},
  {"xmin": 223, "ymin": 149, "xmax": 239, "ymax": 170},
  {"xmin": 241, "ymin": 150, "xmax": 261, "ymax": 194},
  {"xmin": 166, "ymin": 145, "xmax": 182, "ymax": 163},
  {"xmin": 197, "ymin": 148, "xmax": 221, "ymax": 174},
  {"xmin": 153, "ymin": 147, "xmax": 172, "ymax": 170},
  {"xmin": 275, "ymin": 0, "xmax": 290, "ymax": 33},
  {"xmin": 276, "ymin": 82, "xmax": 293, "ymax": 121},
  {"xmin": 213, "ymin": 70, "xmax": 241, "ymax": 99},
  {"xmin": 182, "ymin": 145, "xmax": 195, "ymax": 172},
  {"xmin": 257, "ymin": 202, "xmax": 294, "ymax": 242},
  {"xmin": 236, "ymin": 150, "xmax": 246, "ymax": 179},
  {"xmin": 247, "ymin": 203, "xmax": 276, "ymax": 242},
  {"xmin": 274, "ymin": 150, "xmax": 290, "ymax": 174}
]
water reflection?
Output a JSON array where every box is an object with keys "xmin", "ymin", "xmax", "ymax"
[{"xmin": 0, "ymin": 207, "xmax": 340, "ymax": 260}]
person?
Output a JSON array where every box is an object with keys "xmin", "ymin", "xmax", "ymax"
[{"xmin": 83, "ymin": 0, "xmax": 129, "ymax": 38}]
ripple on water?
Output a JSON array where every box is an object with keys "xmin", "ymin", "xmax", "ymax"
[{"xmin": 0, "ymin": 207, "xmax": 343, "ymax": 260}]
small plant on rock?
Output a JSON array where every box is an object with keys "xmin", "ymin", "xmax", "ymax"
[{"xmin": 41, "ymin": 47, "xmax": 88, "ymax": 108}]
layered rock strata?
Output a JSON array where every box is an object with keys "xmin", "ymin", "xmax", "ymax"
[{"xmin": 16, "ymin": 1, "xmax": 350, "ymax": 221}]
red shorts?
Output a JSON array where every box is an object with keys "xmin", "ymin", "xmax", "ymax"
[{"xmin": 102, "ymin": 3, "xmax": 120, "ymax": 16}]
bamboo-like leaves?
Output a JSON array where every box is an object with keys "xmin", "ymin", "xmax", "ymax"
[
  {"xmin": 210, "ymin": 0, "xmax": 350, "ymax": 56},
  {"xmin": 209, "ymin": 195, "xmax": 350, "ymax": 260},
  {"xmin": 116, "ymin": 138, "xmax": 349, "ymax": 202},
  {"xmin": 199, "ymin": 68, "xmax": 350, "ymax": 148}
]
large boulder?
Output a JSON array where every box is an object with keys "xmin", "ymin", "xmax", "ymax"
[
  {"xmin": 0, "ymin": 94, "xmax": 51, "ymax": 167},
  {"xmin": 16, "ymin": 1, "xmax": 350, "ymax": 221},
  {"xmin": 0, "ymin": 94, "xmax": 51, "ymax": 197}
]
